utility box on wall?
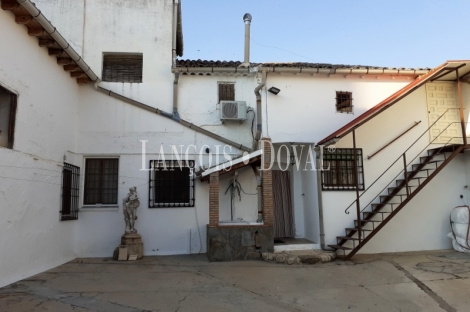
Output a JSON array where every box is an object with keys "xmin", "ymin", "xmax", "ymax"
[{"xmin": 220, "ymin": 101, "xmax": 247, "ymax": 123}]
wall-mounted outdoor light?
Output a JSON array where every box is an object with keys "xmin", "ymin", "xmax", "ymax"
[{"xmin": 268, "ymin": 87, "xmax": 281, "ymax": 95}]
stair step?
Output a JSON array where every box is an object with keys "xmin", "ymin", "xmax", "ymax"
[
  {"xmin": 371, "ymin": 203, "xmax": 396, "ymax": 211},
  {"xmin": 345, "ymin": 227, "xmax": 373, "ymax": 232},
  {"xmin": 363, "ymin": 211, "xmax": 390, "ymax": 217},
  {"xmin": 413, "ymin": 162, "xmax": 441, "ymax": 170},
  {"xmin": 420, "ymin": 155, "xmax": 445, "ymax": 163},
  {"xmin": 406, "ymin": 168, "xmax": 432, "ymax": 176},
  {"xmin": 337, "ymin": 236, "xmax": 359, "ymax": 241},
  {"xmin": 388, "ymin": 186, "xmax": 419, "ymax": 195},
  {"xmin": 396, "ymin": 177, "xmax": 427, "ymax": 186},
  {"xmin": 328, "ymin": 245, "xmax": 352, "ymax": 251},
  {"xmin": 379, "ymin": 195, "xmax": 403, "ymax": 204},
  {"xmin": 354, "ymin": 219, "xmax": 382, "ymax": 227}
]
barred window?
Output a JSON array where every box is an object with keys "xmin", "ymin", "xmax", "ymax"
[
  {"xmin": 0, "ymin": 85, "xmax": 17, "ymax": 149},
  {"xmin": 322, "ymin": 148, "xmax": 364, "ymax": 190},
  {"xmin": 61, "ymin": 163, "xmax": 80, "ymax": 221},
  {"xmin": 218, "ymin": 83, "xmax": 235, "ymax": 102},
  {"xmin": 102, "ymin": 54, "xmax": 143, "ymax": 83},
  {"xmin": 84, "ymin": 158, "xmax": 119, "ymax": 205},
  {"xmin": 336, "ymin": 91, "xmax": 353, "ymax": 113},
  {"xmin": 149, "ymin": 160, "xmax": 195, "ymax": 208}
]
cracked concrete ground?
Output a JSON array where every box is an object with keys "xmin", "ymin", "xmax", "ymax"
[{"xmin": 1, "ymin": 250, "xmax": 470, "ymax": 311}]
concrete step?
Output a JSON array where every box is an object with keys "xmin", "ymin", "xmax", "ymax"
[{"xmin": 262, "ymin": 250, "xmax": 336, "ymax": 265}]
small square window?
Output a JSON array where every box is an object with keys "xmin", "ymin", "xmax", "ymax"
[
  {"xmin": 336, "ymin": 91, "xmax": 353, "ymax": 113},
  {"xmin": 84, "ymin": 158, "xmax": 119, "ymax": 205},
  {"xmin": 149, "ymin": 160, "xmax": 195, "ymax": 208},
  {"xmin": 102, "ymin": 53, "xmax": 143, "ymax": 83},
  {"xmin": 218, "ymin": 83, "xmax": 235, "ymax": 102},
  {"xmin": 0, "ymin": 85, "xmax": 17, "ymax": 149}
]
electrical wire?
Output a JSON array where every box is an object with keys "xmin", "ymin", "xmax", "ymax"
[
  {"xmin": 250, "ymin": 37, "xmax": 317, "ymax": 63},
  {"xmin": 246, "ymin": 108, "xmax": 255, "ymax": 139}
]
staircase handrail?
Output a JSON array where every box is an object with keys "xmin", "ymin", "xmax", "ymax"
[{"xmin": 344, "ymin": 108, "xmax": 462, "ymax": 214}]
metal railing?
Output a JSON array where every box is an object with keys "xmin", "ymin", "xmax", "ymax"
[{"xmin": 342, "ymin": 108, "xmax": 467, "ymax": 244}]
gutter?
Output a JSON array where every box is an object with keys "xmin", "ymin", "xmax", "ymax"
[
  {"xmin": 17, "ymin": 0, "xmax": 100, "ymax": 83},
  {"xmin": 172, "ymin": 66, "xmax": 429, "ymax": 77}
]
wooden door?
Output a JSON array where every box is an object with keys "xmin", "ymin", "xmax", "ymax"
[{"xmin": 273, "ymin": 170, "xmax": 295, "ymax": 238}]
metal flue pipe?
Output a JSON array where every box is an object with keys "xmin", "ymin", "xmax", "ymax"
[{"xmin": 239, "ymin": 13, "xmax": 252, "ymax": 68}]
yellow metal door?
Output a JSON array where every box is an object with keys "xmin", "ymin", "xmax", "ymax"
[{"xmin": 426, "ymin": 83, "xmax": 461, "ymax": 144}]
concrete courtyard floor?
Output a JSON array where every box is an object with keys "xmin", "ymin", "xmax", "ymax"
[{"xmin": 1, "ymin": 250, "xmax": 470, "ymax": 312}]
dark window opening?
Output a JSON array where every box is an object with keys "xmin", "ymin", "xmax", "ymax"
[
  {"xmin": 84, "ymin": 158, "xmax": 119, "ymax": 205},
  {"xmin": 0, "ymin": 86, "xmax": 17, "ymax": 149},
  {"xmin": 336, "ymin": 91, "xmax": 353, "ymax": 113},
  {"xmin": 61, "ymin": 163, "xmax": 80, "ymax": 221},
  {"xmin": 218, "ymin": 83, "xmax": 235, "ymax": 102},
  {"xmin": 102, "ymin": 54, "xmax": 143, "ymax": 83},
  {"xmin": 149, "ymin": 160, "xmax": 195, "ymax": 208},
  {"xmin": 322, "ymin": 148, "xmax": 364, "ymax": 191}
]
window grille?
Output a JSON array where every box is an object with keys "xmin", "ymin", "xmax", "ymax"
[
  {"xmin": 84, "ymin": 158, "xmax": 119, "ymax": 205},
  {"xmin": 102, "ymin": 54, "xmax": 143, "ymax": 83},
  {"xmin": 336, "ymin": 91, "xmax": 353, "ymax": 113},
  {"xmin": 0, "ymin": 86, "xmax": 17, "ymax": 149},
  {"xmin": 322, "ymin": 148, "xmax": 364, "ymax": 191},
  {"xmin": 61, "ymin": 163, "xmax": 80, "ymax": 221},
  {"xmin": 218, "ymin": 83, "xmax": 235, "ymax": 102},
  {"xmin": 149, "ymin": 160, "xmax": 195, "ymax": 208}
]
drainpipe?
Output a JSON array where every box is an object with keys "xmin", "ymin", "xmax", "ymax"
[
  {"xmin": 253, "ymin": 69, "xmax": 266, "ymax": 222},
  {"xmin": 172, "ymin": 73, "xmax": 181, "ymax": 121},
  {"xmin": 253, "ymin": 71, "xmax": 267, "ymax": 150},
  {"xmin": 315, "ymin": 145, "xmax": 335, "ymax": 251},
  {"xmin": 256, "ymin": 174, "xmax": 263, "ymax": 223},
  {"xmin": 172, "ymin": 0, "xmax": 179, "ymax": 68},
  {"xmin": 17, "ymin": 0, "xmax": 99, "ymax": 82}
]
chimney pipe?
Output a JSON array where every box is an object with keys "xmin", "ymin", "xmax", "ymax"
[{"xmin": 239, "ymin": 13, "xmax": 252, "ymax": 68}]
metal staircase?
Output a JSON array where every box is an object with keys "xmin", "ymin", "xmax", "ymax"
[{"xmin": 328, "ymin": 110, "xmax": 468, "ymax": 260}]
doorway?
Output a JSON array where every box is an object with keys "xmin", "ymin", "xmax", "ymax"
[
  {"xmin": 426, "ymin": 82, "xmax": 461, "ymax": 144},
  {"xmin": 272, "ymin": 170, "xmax": 295, "ymax": 238}
]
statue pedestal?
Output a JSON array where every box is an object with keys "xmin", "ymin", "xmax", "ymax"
[{"xmin": 113, "ymin": 233, "xmax": 144, "ymax": 260}]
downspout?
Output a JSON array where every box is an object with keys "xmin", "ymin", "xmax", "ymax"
[
  {"xmin": 173, "ymin": 73, "xmax": 180, "ymax": 121},
  {"xmin": 253, "ymin": 71, "xmax": 266, "ymax": 150},
  {"xmin": 172, "ymin": 0, "xmax": 181, "ymax": 121},
  {"xmin": 17, "ymin": 0, "xmax": 99, "ymax": 83},
  {"xmin": 172, "ymin": 0, "xmax": 179, "ymax": 68},
  {"xmin": 315, "ymin": 145, "xmax": 335, "ymax": 251}
]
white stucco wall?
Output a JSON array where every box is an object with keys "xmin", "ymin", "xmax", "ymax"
[
  {"xmin": 0, "ymin": 9, "xmax": 82, "ymax": 288},
  {"xmin": 263, "ymin": 74, "xmax": 410, "ymax": 143},
  {"xmin": 321, "ymin": 83, "xmax": 469, "ymax": 253}
]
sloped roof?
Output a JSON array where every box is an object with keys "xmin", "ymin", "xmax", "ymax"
[
  {"xmin": 176, "ymin": 59, "xmax": 431, "ymax": 71},
  {"xmin": 317, "ymin": 60, "xmax": 470, "ymax": 145},
  {"xmin": 2, "ymin": 0, "xmax": 97, "ymax": 84}
]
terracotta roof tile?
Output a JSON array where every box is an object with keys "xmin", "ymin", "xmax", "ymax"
[{"xmin": 176, "ymin": 59, "xmax": 430, "ymax": 71}]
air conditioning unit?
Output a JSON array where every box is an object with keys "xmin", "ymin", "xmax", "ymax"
[{"xmin": 220, "ymin": 101, "xmax": 247, "ymax": 123}]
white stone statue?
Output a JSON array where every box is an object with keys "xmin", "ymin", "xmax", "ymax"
[{"xmin": 123, "ymin": 186, "xmax": 140, "ymax": 234}]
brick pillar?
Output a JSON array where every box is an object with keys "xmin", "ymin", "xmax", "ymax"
[
  {"xmin": 261, "ymin": 138, "xmax": 274, "ymax": 226},
  {"xmin": 209, "ymin": 172, "xmax": 219, "ymax": 226}
]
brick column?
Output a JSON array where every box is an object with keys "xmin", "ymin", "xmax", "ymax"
[
  {"xmin": 209, "ymin": 172, "xmax": 219, "ymax": 226},
  {"xmin": 261, "ymin": 138, "xmax": 274, "ymax": 226}
]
